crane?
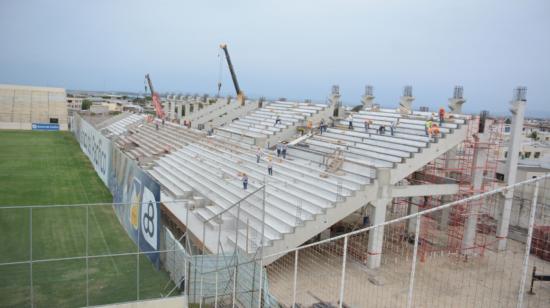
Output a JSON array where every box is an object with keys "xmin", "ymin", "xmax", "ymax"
[
  {"xmin": 219, "ymin": 43, "xmax": 245, "ymax": 105},
  {"xmin": 144, "ymin": 74, "xmax": 166, "ymax": 119}
]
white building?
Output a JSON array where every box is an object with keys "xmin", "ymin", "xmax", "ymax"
[
  {"xmin": 0, "ymin": 84, "xmax": 68, "ymax": 130},
  {"xmin": 66, "ymin": 96, "xmax": 84, "ymax": 111}
]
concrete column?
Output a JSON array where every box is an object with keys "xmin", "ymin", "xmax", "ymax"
[
  {"xmin": 367, "ymin": 168, "xmax": 392, "ymax": 269},
  {"xmin": 462, "ymin": 124, "xmax": 491, "ymax": 254},
  {"xmin": 440, "ymin": 86, "xmax": 467, "ymax": 230},
  {"xmin": 329, "ymin": 85, "xmax": 342, "ymax": 117},
  {"xmin": 448, "ymin": 86, "xmax": 466, "ymax": 114},
  {"xmin": 407, "ymin": 197, "xmax": 419, "ymax": 234},
  {"xmin": 184, "ymin": 102, "xmax": 190, "ymax": 121},
  {"xmin": 170, "ymin": 100, "xmax": 176, "ymax": 120},
  {"xmin": 361, "ymin": 85, "xmax": 375, "ymax": 108},
  {"xmin": 496, "ymin": 88, "xmax": 527, "ymax": 251},
  {"xmin": 399, "ymin": 85, "xmax": 414, "ymax": 115}
]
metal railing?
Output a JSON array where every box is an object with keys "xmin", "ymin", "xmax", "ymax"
[{"xmin": 192, "ymin": 174, "xmax": 550, "ymax": 307}]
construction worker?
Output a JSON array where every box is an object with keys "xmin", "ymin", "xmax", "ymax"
[
  {"xmin": 307, "ymin": 120, "xmax": 313, "ymax": 133},
  {"xmin": 320, "ymin": 119, "xmax": 326, "ymax": 134},
  {"xmin": 430, "ymin": 123, "xmax": 441, "ymax": 138},
  {"xmin": 275, "ymin": 115, "xmax": 281, "ymax": 126},
  {"xmin": 347, "ymin": 114, "xmax": 354, "ymax": 129},
  {"xmin": 242, "ymin": 174, "xmax": 248, "ymax": 190},
  {"xmin": 267, "ymin": 158, "xmax": 273, "ymax": 176},
  {"xmin": 282, "ymin": 142, "xmax": 288, "ymax": 159},
  {"xmin": 439, "ymin": 107, "xmax": 446, "ymax": 125},
  {"xmin": 425, "ymin": 119, "xmax": 433, "ymax": 136},
  {"xmin": 390, "ymin": 119, "xmax": 397, "ymax": 136},
  {"xmin": 276, "ymin": 142, "xmax": 282, "ymax": 157},
  {"xmin": 256, "ymin": 147, "xmax": 263, "ymax": 163},
  {"xmin": 379, "ymin": 125, "xmax": 385, "ymax": 135},
  {"xmin": 364, "ymin": 120, "xmax": 369, "ymax": 132}
]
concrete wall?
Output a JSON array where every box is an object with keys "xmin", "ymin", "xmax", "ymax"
[{"xmin": 0, "ymin": 84, "xmax": 68, "ymax": 130}]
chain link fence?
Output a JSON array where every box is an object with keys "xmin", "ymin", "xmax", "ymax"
[
  {"xmin": 0, "ymin": 202, "xmax": 187, "ymax": 307},
  {"xmin": 2, "ymin": 176, "xmax": 550, "ymax": 307},
  {"xmin": 186, "ymin": 174, "xmax": 550, "ymax": 307}
]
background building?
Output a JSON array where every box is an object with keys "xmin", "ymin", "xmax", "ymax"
[{"xmin": 0, "ymin": 84, "xmax": 68, "ymax": 130}]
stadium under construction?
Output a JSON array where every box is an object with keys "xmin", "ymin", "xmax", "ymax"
[{"xmin": 2, "ymin": 81, "xmax": 550, "ymax": 307}]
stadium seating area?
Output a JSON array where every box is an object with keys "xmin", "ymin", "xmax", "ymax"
[
  {"xmin": 101, "ymin": 104, "xmax": 469, "ymax": 258},
  {"xmin": 214, "ymin": 101, "xmax": 330, "ymax": 145},
  {"xmin": 103, "ymin": 114, "xmax": 144, "ymax": 136}
]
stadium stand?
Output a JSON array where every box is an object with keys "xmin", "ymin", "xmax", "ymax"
[
  {"xmin": 87, "ymin": 96, "xmax": 469, "ymax": 265},
  {"xmin": 98, "ymin": 105, "xmax": 468, "ymax": 262},
  {"xmin": 214, "ymin": 100, "xmax": 334, "ymax": 146}
]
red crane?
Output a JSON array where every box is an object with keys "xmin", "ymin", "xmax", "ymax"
[{"xmin": 145, "ymin": 74, "xmax": 166, "ymax": 119}]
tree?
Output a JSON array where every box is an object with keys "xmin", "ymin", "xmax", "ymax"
[
  {"xmin": 81, "ymin": 99, "xmax": 92, "ymax": 110},
  {"xmin": 529, "ymin": 131, "xmax": 539, "ymax": 141}
]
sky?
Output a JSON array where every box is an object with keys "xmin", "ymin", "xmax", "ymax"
[{"xmin": 1, "ymin": 0, "xmax": 549, "ymax": 115}]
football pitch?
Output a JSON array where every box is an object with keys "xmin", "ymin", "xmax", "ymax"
[{"xmin": 0, "ymin": 130, "xmax": 174, "ymax": 307}]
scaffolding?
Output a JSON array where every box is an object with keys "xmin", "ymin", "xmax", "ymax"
[{"xmin": 387, "ymin": 115, "xmax": 505, "ymax": 261}]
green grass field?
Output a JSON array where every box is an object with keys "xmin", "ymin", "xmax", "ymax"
[{"xmin": 0, "ymin": 130, "xmax": 174, "ymax": 308}]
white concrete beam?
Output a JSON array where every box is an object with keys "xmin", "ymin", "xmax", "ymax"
[{"xmin": 391, "ymin": 183, "xmax": 459, "ymax": 198}]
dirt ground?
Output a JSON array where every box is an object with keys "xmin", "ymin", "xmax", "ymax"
[{"xmin": 266, "ymin": 238, "xmax": 550, "ymax": 308}]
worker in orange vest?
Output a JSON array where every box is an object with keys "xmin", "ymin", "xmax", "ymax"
[
  {"xmin": 430, "ymin": 123, "xmax": 441, "ymax": 138},
  {"xmin": 439, "ymin": 108, "xmax": 446, "ymax": 125}
]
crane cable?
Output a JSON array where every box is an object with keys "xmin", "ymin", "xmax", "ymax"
[{"xmin": 217, "ymin": 49, "xmax": 223, "ymax": 97}]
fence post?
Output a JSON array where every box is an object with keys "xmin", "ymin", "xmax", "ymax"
[
  {"xmin": 517, "ymin": 181, "xmax": 540, "ymax": 308},
  {"xmin": 199, "ymin": 223, "xmax": 206, "ymax": 308},
  {"xmin": 252, "ymin": 182, "xmax": 267, "ymax": 308},
  {"xmin": 232, "ymin": 203, "xmax": 242, "ymax": 308},
  {"xmin": 407, "ymin": 214, "xmax": 422, "ymax": 308},
  {"xmin": 214, "ymin": 224, "xmax": 221, "ymax": 308},
  {"xmin": 292, "ymin": 250, "xmax": 299, "ymax": 307},
  {"xmin": 338, "ymin": 235, "xmax": 348, "ymax": 308},
  {"xmin": 257, "ymin": 258, "xmax": 264, "ymax": 308},
  {"xmin": 29, "ymin": 207, "xmax": 33, "ymax": 308},
  {"xmin": 86, "ymin": 204, "xmax": 89, "ymax": 306},
  {"xmin": 137, "ymin": 203, "xmax": 140, "ymax": 301}
]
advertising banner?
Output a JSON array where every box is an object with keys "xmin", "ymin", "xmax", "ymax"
[
  {"xmin": 73, "ymin": 114, "xmax": 160, "ymax": 267},
  {"xmin": 109, "ymin": 146, "xmax": 161, "ymax": 267},
  {"xmin": 32, "ymin": 123, "xmax": 59, "ymax": 131},
  {"xmin": 77, "ymin": 116, "xmax": 111, "ymax": 186}
]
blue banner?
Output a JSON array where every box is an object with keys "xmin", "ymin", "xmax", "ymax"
[
  {"xmin": 32, "ymin": 123, "xmax": 59, "ymax": 131},
  {"xmin": 109, "ymin": 146, "xmax": 161, "ymax": 268}
]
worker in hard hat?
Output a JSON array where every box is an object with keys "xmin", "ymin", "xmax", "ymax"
[{"xmin": 439, "ymin": 108, "xmax": 446, "ymax": 125}]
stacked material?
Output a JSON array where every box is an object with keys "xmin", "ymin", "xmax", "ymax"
[{"xmin": 531, "ymin": 225, "xmax": 550, "ymax": 261}]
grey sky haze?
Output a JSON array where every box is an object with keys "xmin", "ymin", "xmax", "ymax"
[{"xmin": 1, "ymin": 0, "xmax": 549, "ymax": 115}]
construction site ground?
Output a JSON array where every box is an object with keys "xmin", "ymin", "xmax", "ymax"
[{"xmin": 266, "ymin": 235, "xmax": 550, "ymax": 308}]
